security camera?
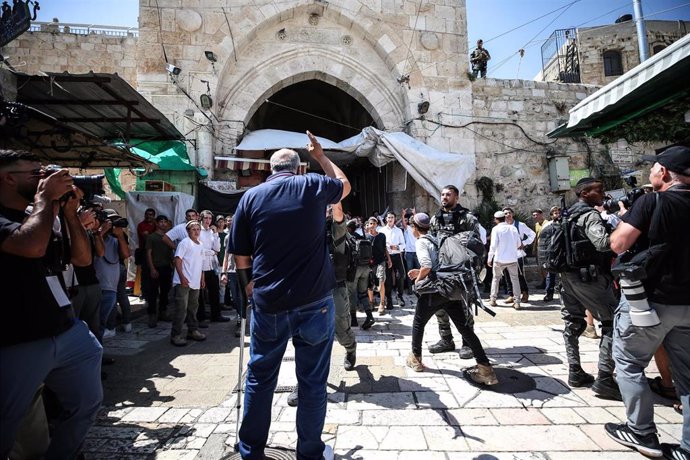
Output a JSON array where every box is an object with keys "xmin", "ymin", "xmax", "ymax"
[
  {"xmin": 204, "ymin": 51, "xmax": 217, "ymax": 62},
  {"xmin": 165, "ymin": 63, "xmax": 182, "ymax": 76}
]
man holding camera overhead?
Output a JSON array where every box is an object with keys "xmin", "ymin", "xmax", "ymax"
[
  {"xmin": 604, "ymin": 146, "xmax": 690, "ymax": 460},
  {"xmin": 0, "ymin": 150, "xmax": 103, "ymax": 459}
]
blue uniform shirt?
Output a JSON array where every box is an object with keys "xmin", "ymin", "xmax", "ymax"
[{"xmin": 231, "ymin": 172, "xmax": 343, "ymax": 312}]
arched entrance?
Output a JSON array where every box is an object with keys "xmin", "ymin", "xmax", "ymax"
[{"xmin": 247, "ymin": 79, "xmax": 388, "ymax": 217}]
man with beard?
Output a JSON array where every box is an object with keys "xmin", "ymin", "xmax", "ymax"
[
  {"xmin": 0, "ymin": 150, "xmax": 103, "ymax": 459},
  {"xmin": 428, "ymin": 185, "xmax": 482, "ymax": 359}
]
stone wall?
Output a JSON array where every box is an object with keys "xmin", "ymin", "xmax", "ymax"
[
  {"xmin": 578, "ymin": 20, "xmax": 688, "ymax": 86},
  {"xmin": 0, "ymin": 26, "xmax": 138, "ymax": 86}
]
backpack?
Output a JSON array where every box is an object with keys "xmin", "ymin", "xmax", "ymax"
[
  {"xmin": 537, "ymin": 209, "xmax": 595, "ymax": 274},
  {"xmin": 353, "ymin": 237, "xmax": 373, "ymax": 266}
]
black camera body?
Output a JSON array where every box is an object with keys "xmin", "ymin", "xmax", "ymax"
[
  {"xmin": 43, "ymin": 166, "xmax": 106, "ymax": 203},
  {"xmin": 110, "ymin": 217, "xmax": 129, "ymax": 228},
  {"xmin": 603, "ymin": 175, "xmax": 646, "ymax": 213}
]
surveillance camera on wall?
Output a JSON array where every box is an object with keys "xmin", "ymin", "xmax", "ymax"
[
  {"xmin": 165, "ymin": 63, "xmax": 182, "ymax": 76},
  {"xmin": 204, "ymin": 51, "xmax": 217, "ymax": 62}
]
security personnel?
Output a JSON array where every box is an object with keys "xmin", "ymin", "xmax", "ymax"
[
  {"xmin": 428, "ymin": 185, "xmax": 482, "ymax": 359},
  {"xmin": 470, "ymin": 39, "xmax": 491, "ymax": 78},
  {"xmin": 559, "ymin": 177, "xmax": 620, "ymax": 400}
]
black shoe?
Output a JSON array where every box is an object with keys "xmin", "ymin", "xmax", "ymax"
[
  {"xmin": 287, "ymin": 390, "xmax": 298, "ymax": 407},
  {"xmin": 458, "ymin": 345, "xmax": 474, "ymax": 360},
  {"xmin": 428, "ymin": 338, "xmax": 455, "ymax": 354},
  {"xmin": 344, "ymin": 351, "xmax": 356, "ymax": 371},
  {"xmin": 661, "ymin": 443, "xmax": 690, "ymax": 460},
  {"xmin": 543, "ymin": 294, "xmax": 554, "ymax": 301},
  {"xmin": 399, "ymin": 296, "xmax": 406, "ymax": 307},
  {"xmin": 351, "ymin": 312, "xmax": 358, "ymax": 327},
  {"xmin": 211, "ymin": 315, "xmax": 231, "ymax": 323},
  {"xmin": 593, "ymin": 375, "xmax": 622, "ymax": 401},
  {"xmin": 568, "ymin": 366, "xmax": 595, "ymax": 387},
  {"xmin": 361, "ymin": 317, "xmax": 375, "ymax": 330},
  {"xmin": 604, "ymin": 422, "xmax": 661, "ymax": 457}
]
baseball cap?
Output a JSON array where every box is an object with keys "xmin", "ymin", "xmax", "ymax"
[
  {"xmin": 103, "ymin": 209, "xmax": 120, "ymax": 219},
  {"xmin": 412, "ymin": 212, "xmax": 431, "ymax": 229},
  {"xmin": 494, "ymin": 211, "xmax": 505, "ymax": 219},
  {"xmin": 642, "ymin": 146, "xmax": 690, "ymax": 176}
]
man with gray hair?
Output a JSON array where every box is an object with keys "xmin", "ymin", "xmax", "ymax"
[{"xmin": 231, "ymin": 131, "xmax": 350, "ymax": 460}]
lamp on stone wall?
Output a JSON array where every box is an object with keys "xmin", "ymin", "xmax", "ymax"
[{"xmin": 417, "ymin": 100, "xmax": 430, "ymax": 115}]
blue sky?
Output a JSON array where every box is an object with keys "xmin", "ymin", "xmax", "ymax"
[{"xmin": 35, "ymin": 0, "xmax": 690, "ymax": 80}]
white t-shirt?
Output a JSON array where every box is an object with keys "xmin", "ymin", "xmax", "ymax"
[
  {"xmin": 166, "ymin": 223, "xmax": 189, "ymax": 245},
  {"xmin": 173, "ymin": 237, "xmax": 204, "ymax": 289},
  {"xmin": 488, "ymin": 222, "xmax": 521, "ymax": 264}
]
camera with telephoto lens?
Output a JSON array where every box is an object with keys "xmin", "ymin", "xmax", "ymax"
[
  {"xmin": 603, "ymin": 177, "xmax": 645, "ymax": 213},
  {"xmin": 43, "ymin": 165, "xmax": 106, "ymax": 203},
  {"xmin": 109, "ymin": 216, "xmax": 129, "ymax": 228},
  {"xmin": 611, "ymin": 261, "xmax": 660, "ymax": 327}
]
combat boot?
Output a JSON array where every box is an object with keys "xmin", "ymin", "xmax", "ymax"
[{"xmin": 568, "ymin": 364, "xmax": 595, "ymax": 387}]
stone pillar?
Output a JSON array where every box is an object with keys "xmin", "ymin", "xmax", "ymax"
[{"xmin": 194, "ymin": 112, "xmax": 214, "ymax": 180}]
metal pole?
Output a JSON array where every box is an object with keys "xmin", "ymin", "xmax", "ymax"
[{"xmin": 633, "ymin": 0, "xmax": 650, "ymax": 62}]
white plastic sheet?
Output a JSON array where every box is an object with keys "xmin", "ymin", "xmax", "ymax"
[
  {"xmin": 124, "ymin": 191, "xmax": 195, "ymax": 249},
  {"xmin": 235, "ymin": 128, "xmax": 476, "ymax": 203}
]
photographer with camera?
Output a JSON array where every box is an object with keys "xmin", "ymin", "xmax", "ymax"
[
  {"xmin": 0, "ymin": 150, "xmax": 103, "ymax": 459},
  {"xmin": 559, "ymin": 177, "xmax": 621, "ymax": 401},
  {"xmin": 604, "ymin": 146, "xmax": 690, "ymax": 459},
  {"xmin": 93, "ymin": 209, "xmax": 130, "ymax": 341}
]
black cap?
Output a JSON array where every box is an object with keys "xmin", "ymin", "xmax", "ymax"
[{"xmin": 642, "ymin": 146, "xmax": 690, "ymax": 176}]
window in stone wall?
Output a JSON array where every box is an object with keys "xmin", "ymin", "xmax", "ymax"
[
  {"xmin": 603, "ymin": 50, "xmax": 623, "ymax": 76},
  {"xmin": 653, "ymin": 44, "xmax": 666, "ymax": 55}
]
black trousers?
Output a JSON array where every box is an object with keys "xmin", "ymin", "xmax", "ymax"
[
  {"xmin": 198, "ymin": 270, "xmax": 221, "ymax": 321},
  {"xmin": 413, "ymin": 295, "xmax": 488, "ymax": 364},
  {"xmin": 146, "ymin": 265, "xmax": 172, "ymax": 316},
  {"xmin": 385, "ymin": 252, "xmax": 406, "ymax": 305}
]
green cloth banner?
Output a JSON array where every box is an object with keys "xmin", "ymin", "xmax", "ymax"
[{"xmin": 104, "ymin": 140, "xmax": 207, "ymax": 198}]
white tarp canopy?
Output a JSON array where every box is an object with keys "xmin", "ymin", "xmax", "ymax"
[
  {"xmin": 124, "ymin": 191, "xmax": 195, "ymax": 249},
  {"xmin": 234, "ymin": 128, "xmax": 475, "ymax": 202}
]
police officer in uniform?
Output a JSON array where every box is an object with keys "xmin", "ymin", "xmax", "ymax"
[
  {"xmin": 559, "ymin": 177, "xmax": 620, "ymax": 400},
  {"xmin": 428, "ymin": 185, "xmax": 482, "ymax": 359},
  {"xmin": 470, "ymin": 39, "xmax": 491, "ymax": 78}
]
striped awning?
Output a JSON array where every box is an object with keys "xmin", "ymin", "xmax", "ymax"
[
  {"xmin": 215, "ymin": 157, "xmax": 309, "ymax": 175},
  {"xmin": 548, "ymin": 33, "xmax": 690, "ymax": 138}
]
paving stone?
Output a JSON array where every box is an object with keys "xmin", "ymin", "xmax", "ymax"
[
  {"xmin": 119, "ymin": 406, "xmax": 168, "ymax": 422},
  {"xmin": 379, "ymin": 426, "xmax": 427, "ymax": 450},
  {"xmin": 158, "ymin": 408, "xmax": 190, "ymax": 424},
  {"xmin": 578, "ymin": 424, "xmax": 625, "ymax": 451},
  {"xmin": 540, "ymin": 407, "xmax": 587, "ymax": 424},
  {"xmin": 658, "ymin": 423, "xmax": 683, "ymax": 443},
  {"xmin": 415, "ymin": 391, "xmax": 460, "ymax": 409},
  {"xmin": 346, "ymin": 392, "xmax": 416, "ymax": 410},
  {"xmin": 334, "ymin": 426, "xmax": 382, "ymax": 450},
  {"xmin": 444, "ymin": 408, "xmax": 499, "ymax": 426},
  {"xmin": 325, "ymin": 407, "xmax": 361, "ymax": 424},
  {"xmin": 545, "ymin": 453, "xmax": 641, "ymax": 460},
  {"xmin": 462, "ymin": 425, "xmax": 593, "ymax": 451},
  {"xmin": 446, "ymin": 453, "xmax": 547, "ymax": 460},
  {"xmin": 333, "ymin": 449, "xmax": 397, "ymax": 460},
  {"xmin": 490, "ymin": 408, "xmax": 551, "ymax": 425},
  {"xmin": 421, "ymin": 425, "xmax": 470, "ymax": 451},
  {"xmin": 154, "ymin": 449, "xmax": 200, "ymax": 460},
  {"xmin": 573, "ymin": 406, "xmax": 618, "ymax": 424},
  {"xmin": 398, "ymin": 450, "xmax": 448, "ymax": 459},
  {"xmin": 398, "ymin": 376, "xmax": 450, "ymax": 392},
  {"xmin": 198, "ymin": 407, "xmax": 232, "ymax": 423},
  {"xmin": 361, "ymin": 408, "xmax": 447, "ymax": 426}
]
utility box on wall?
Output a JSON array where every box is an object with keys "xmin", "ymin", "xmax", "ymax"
[{"xmin": 548, "ymin": 155, "xmax": 571, "ymax": 192}]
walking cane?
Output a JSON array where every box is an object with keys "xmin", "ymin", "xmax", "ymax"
[{"xmin": 233, "ymin": 297, "xmax": 252, "ymax": 453}]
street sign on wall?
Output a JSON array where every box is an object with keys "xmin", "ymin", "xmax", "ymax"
[{"xmin": 0, "ymin": 1, "xmax": 35, "ymax": 48}]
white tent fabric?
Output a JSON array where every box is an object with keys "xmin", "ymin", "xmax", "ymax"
[
  {"xmin": 234, "ymin": 127, "xmax": 475, "ymax": 202},
  {"xmin": 124, "ymin": 191, "xmax": 195, "ymax": 249}
]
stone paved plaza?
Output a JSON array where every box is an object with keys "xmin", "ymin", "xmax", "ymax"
[{"xmin": 86, "ymin": 292, "xmax": 683, "ymax": 459}]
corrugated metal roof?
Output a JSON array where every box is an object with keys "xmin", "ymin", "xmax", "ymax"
[
  {"xmin": 548, "ymin": 33, "xmax": 690, "ymax": 138},
  {"xmin": 14, "ymin": 71, "xmax": 182, "ymax": 141}
]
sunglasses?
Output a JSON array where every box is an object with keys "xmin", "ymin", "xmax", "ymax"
[{"xmin": 7, "ymin": 168, "xmax": 44, "ymax": 176}]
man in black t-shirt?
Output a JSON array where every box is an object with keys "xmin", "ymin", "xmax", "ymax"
[
  {"xmin": 605, "ymin": 146, "xmax": 690, "ymax": 459},
  {"xmin": 0, "ymin": 150, "xmax": 103, "ymax": 459}
]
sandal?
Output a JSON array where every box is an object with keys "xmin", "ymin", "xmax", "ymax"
[
  {"xmin": 674, "ymin": 402, "xmax": 683, "ymax": 415},
  {"xmin": 648, "ymin": 376, "xmax": 678, "ymax": 400}
]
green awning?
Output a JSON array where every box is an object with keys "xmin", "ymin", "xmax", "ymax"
[
  {"xmin": 105, "ymin": 140, "xmax": 207, "ymax": 199},
  {"xmin": 128, "ymin": 140, "xmax": 207, "ymax": 177},
  {"xmin": 548, "ymin": 34, "xmax": 690, "ymax": 139}
]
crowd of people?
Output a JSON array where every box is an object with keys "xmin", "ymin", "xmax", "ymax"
[{"xmin": 1, "ymin": 143, "xmax": 688, "ymax": 460}]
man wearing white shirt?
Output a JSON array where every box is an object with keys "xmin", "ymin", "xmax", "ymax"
[
  {"xmin": 380, "ymin": 212, "xmax": 407, "ymax": 307},
  {"xmin": 170, "ymin": 221, "xmax": 207, "ymax": 346},
  {"xmin": 487, "ymin": 211, "xmax": 522, "ymax": 310},
  {"xmin": 163, "ymin": 208, "xmax": 199, "ymax": 249},
  {"xmin": 400, "ymin": 210, "xmax": 419, "ymax": 295},
  {"xmin": 198, "ymin": 210, "xmax": 229, "ymax": 323},
  {"xmin": 502, "ymin": 207, "xmax": 536, "ymax": 303}
]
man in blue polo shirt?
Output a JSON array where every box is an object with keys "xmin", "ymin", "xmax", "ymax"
[{"xmin": 231, "ymin": 131, "xmax": 350, "ymax": 460}]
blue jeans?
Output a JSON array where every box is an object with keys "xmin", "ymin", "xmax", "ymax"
[
  {"xmin": 239, "ymin": 296, "xmax": 335, "ymax": 460},
  {"xmin": 98, "ymin": 290, "xmax": 117, "ymax": 341},
  {"xmin": 0, "ymin": 321, "xmax": 103, "ymax": 459},
  {"xmin": 613, "ymin": 294, "xmax": 690, "ymax": 451}
]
